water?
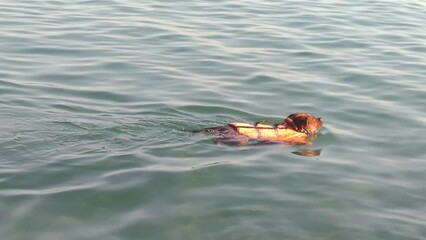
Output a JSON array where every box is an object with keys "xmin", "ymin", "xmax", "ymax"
[{"xmin": 1, "ymin": 0, "xmax": 426, "ymax": 239}]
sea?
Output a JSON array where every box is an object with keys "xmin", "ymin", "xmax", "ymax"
[{"xmin": 1, "ymin": 0, "xmax": 425, "ymax": 239}]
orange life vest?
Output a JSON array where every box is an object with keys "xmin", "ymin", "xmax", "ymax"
[{"xmin": 229, "ymin": 122, "xmax": 308, "ymax": 143}]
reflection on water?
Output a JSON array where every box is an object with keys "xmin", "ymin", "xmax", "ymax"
[{"xmin": 292, "ymin": 148, "xmax": 322, "ymax": 157}]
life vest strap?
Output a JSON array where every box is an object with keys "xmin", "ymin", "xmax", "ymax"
[
  {"xmin": 230, "ymin": 125, "xmax": 286, "ymax": 130},
  {"xmin": 252, "ymin": 122, "xmax": 260, "ymax": 138}
]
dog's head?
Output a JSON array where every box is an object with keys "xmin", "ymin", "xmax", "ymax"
[{"xmin": 281, "ymin": 113, "xmax": 323, "ymax": 134}]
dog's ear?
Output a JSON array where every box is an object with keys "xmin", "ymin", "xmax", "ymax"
[
  {"xmin": 282, "ymin": 116, "xmax": 299, "ymax": 131},
  {"xmin": 293, "ymin": 116, "xmax": 309, "ymax": 134}
]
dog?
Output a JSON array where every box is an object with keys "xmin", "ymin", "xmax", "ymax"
[{"xmin": 196, "ymin": 113, "xmax": 323, "ymax": 145}]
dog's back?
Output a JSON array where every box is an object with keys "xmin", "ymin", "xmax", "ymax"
[{"xmin": 193, "ymin": 125, "xmax": 239, "ymax": 138}]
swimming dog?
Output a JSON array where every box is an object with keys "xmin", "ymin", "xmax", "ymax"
[{"xmin": 196, "ymin": 113, "xmax": 323, "ymax": 145}]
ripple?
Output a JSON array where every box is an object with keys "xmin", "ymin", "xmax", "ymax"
[{"xmin": 1, "ymin": 182, "xmax": 101, "ymax": 197}]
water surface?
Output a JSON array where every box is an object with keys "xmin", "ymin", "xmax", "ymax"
[{"xmin": 1, "ymin": 0, "xmax": 426, "ymax": 239}]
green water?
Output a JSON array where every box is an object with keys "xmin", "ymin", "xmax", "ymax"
[{"xmin": 1, "ymin": 0, "xmax": 426, "ymax": 239}]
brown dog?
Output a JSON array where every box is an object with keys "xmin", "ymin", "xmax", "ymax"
[
  {"xmin": 281, "ymin": 113, "xmax": 323, "ymax": 135},
  {"xmin": 197, "ymin": 113, "xmax": 323, "ymax": 145}
]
